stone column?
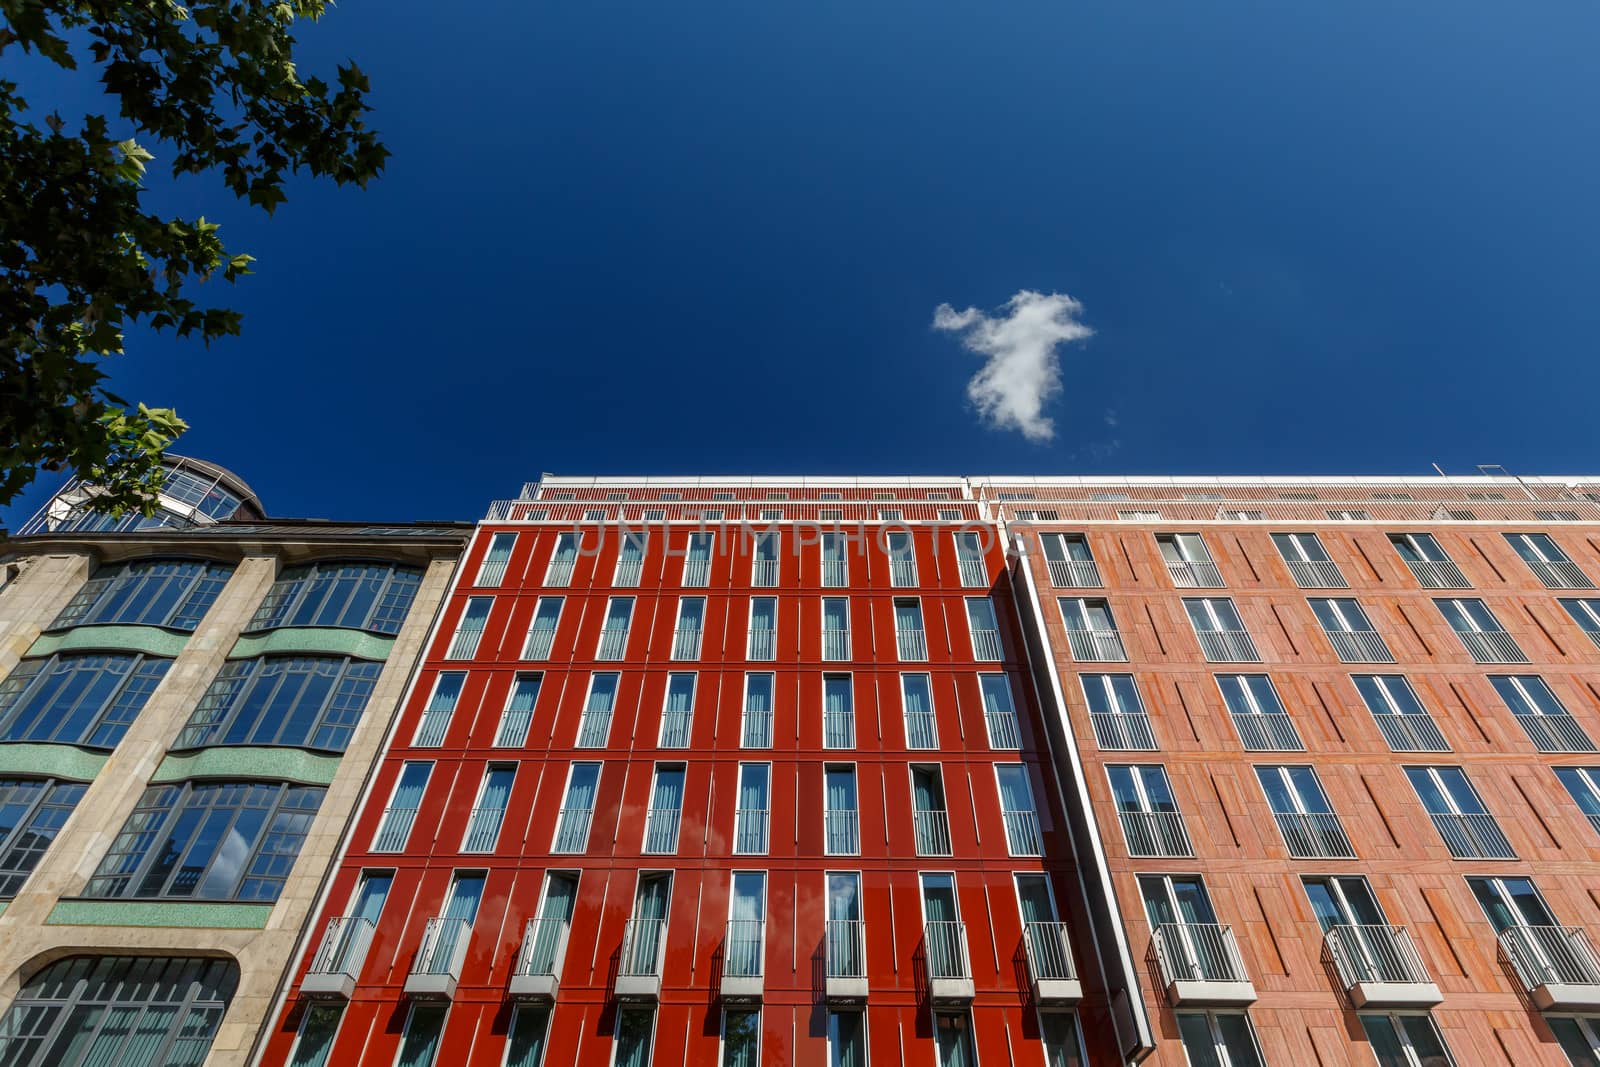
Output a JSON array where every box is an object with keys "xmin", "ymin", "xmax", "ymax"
[{"xmin": 0, "ymin": 551, "xmax": 94, "ymax": 679}]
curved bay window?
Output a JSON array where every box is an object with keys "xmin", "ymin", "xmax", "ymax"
[
  {"xmin": 0, "ymin": 777, "xmax": 87, "ymax": 897},
  {"xmin": 249, "ymin": 561, "xmax": 422, "ymax": 635},
  {"xmin": 0, "ymin": 955, "xmax": 237, "ymax": 1067},
  {"xmin": 177, "ymin": 656, "xmax": 382, "ymax": 752},
  {"xmin": 86, "ymin": 780, "xmax": 324, "ymax": 901},
  {"xmin": 52, "ymin": 559, "xmax": 234, "ymax": 632},
  {"xmin": 0, "ymin": 654, "xmax": 170, "ymax": 749}
]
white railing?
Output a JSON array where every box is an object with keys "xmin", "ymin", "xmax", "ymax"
[
  {"xmin": 551, "ymin": 806, "xmax": 594, "ymax": 853},
  {"xmin": 724, "ymin": 919, "xmax": 765, "ymax": 979},
  {"xmin": 925, "ymin": 921, "xmax": 971, "ymax": 980},
  {"xmin": 1024, "ymin": 921, "xmax": 1078, "ymax": 982},
  {"xmin": 1274, "ymin": 812, "xmax": 1356, "ymax": 858},
  {"xmin": 1090, "ymin": 711, "xmax": 1156, "ymax": 751},
  {"xmin": 1152, "ymin": 923, "xmax": 1250, "ymax": 985},
  {"xmin": 1232, "ymin": 712, "xmax": 1302, "ymax": 751},
  {"xmin": 1167, "ymin": 559, "xmax": 1224, "ymax": 588},
  {"xmin": 747, "ymin": 629, "xmax": 776, "ymax": 660},
  {"xmin": 825, "ymin": 810, "xmax": 860, "ymax": 854},
  {"xmin": 614, "ymin": 559, "xmax": 643, "ymax": 587},
  {"xmin": 1428, "ymin": 812, "xmax": 1514, "ymax": 859},
  {"xmin": 1003, "ymin": 810, "xmax": 1043, "ymax": 855},
  {"xmin": 1066, "ymin": 628, "xmax": 1126, "ymax": 662},
  {"xmin": 1526, "ymin": 559, "xmax": 1594, "ymax": 590},
  {"xmin": 1372, "ymin": 713, "xmax": 1449, "ymax": 752},
  {"xmin": 309, "ymin": 917, "xmax": 375, "ymax": 982},
  {"xmin": 1514, "ymin": 713, "xmax": 1596, "ymax": 753},
  {"xmin": 445, "ymin": 627, "xmax": 485, "ymax": 660},
  {"xmin": 1327, "ymin": 629, "xmax": 1394, "ymax": 663},
  {"xmin": 958, "ymin": 558, "xmax": 988, "ymax": 587},
  {"xmin": 619, "ymin": 918, "xmax": 666, "ymax": 977},
  {"xmin": 372, "ymin": 807, "xmax": 419, "ymax": 852},
  {"xmin": 659, "ymin": 710, "xmax": 693, "ymax": 747},
  {"xmin": 522, "ymin": 626, "xmax": 557, "ymax": 660},
  {"xmin": 821, "ymin": 560, "xmax": 848, "ymax": 588},
  {"xmin": 827, "ymin": 919, "xmax": 866, "ymax": 978},
  {"xmin": 1048, "ymin": 559, "xmax": 1102, "ymax": 588},
  {"xmin": 671, "ymin": 628, "xmax": 703, "ymax": 661},
  {"xmin": 413, "ymin": 710, "xmax": 451, "ymax": 748},
  {"xmin": 1196, "ymin": 629, "xmax": 1260, "ymax": 663},
  {"xmin": 905, "ymin": 711, "xmax": 938, "ymax": 749},
  {"xmin": 970, "ymin": 628, "xmax": 1003, "ymax": 661},
  {"xmin": 1403, "ymin": 558, "xmax": 1471, "ymax": 589},
  {"xmin": 897, "ymin": 628, "xmax": 928, "ymax": 661},
  {"xmin": 576, "ymin": 711, "xmax": 612, "ymax": 747},
  {"xmin": 516, "ymin": 917, "xmax": 570, "ymax": 980},
  {"xmin": 1119, "ymin": 810, "xmax": 1193, "ymax": 857},
  {"xmin": 682, "ymin": 559, "xmax": 710, "ymax": 587},
  {"xmin": 751, "ymin": 559, "xmax": 779, "ymax": 587},
  {"xmin": 985, "ymin": 711, "xmax": 1021, "ymax": 750},
  {"xmin": 642, "ymin": 807, "xmax": 681, "ymax": 854},
  {"xmin": 544, "ymin": 560, "xmax": 575, "ymax": 587},
  {"xmin": 824, "ymin": 711, "xmax": 855, "ymax": 749},
  {"xmin": 476, "ymin": 559, "xmax": 510, "ymax": 587},
  {"xmin": 734, "ymin": 808, "xmax": 769, "ymax": 854},
  {"xmin": 412, "ymin": 917, "xmax": 471, "ymax": 979},
  {"xmin": 462, "ymin": 806, "xmax": 506, "ymax": 852},
  {"xmin": 913, "ymin": 809, "xmax": 952, "ymax": 855},
  {"xmin": 596, "ymin": 627, "xmax": 629, "ymax": 660},
  {"xmin": 1286, "ymin": 559, "xmax": 1346, "ymax": 588},
  {"xmin": 1326, "ymin": 925, "xmax": 1433, "ymax": 989},
  {"xmin": 1456, "ymin": 629, "xmax": 1527, "ymax": 664},
  {"xmin": 821, "ymin": 629, "xmax": 851, "ymax": 661},
  {"xmin": 742, "ymin": 709, "xmax": 773, "ymax": 748},
  {"xmin": 1499, "ymin": 926, "xmax": 1600, "ymax": 991},
  {"xmin": 890, "ymin": 560, "xmax": 919, "ymax": 587}
]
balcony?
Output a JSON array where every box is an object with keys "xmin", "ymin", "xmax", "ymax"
[
  {"xmin": 823, "ymin": 711, "xmax": 855, "ymax": 749},
  {"xmin": 544, "ymin": 560, "xmax": 575, "ymax": 587},
  {"xmin": 1023, "ymin": 921, "xmax": 1082, "ymax": 1004},
  {"xmin": 1325, "ymin": 924, "xmax": 1441, "ymax": 1009},
  {"xmin": 302, "ymin": 917, "xmax": 375, "ymax": 1000},
  {"xmin": 905, "ymin": 711, "xmax": 939, "ymax": 749},
  {"xmin": 1428, "ymin": 811, "xmax": 1515, "ymax": 860},
  {"xmin": 682, "ymin": 559, "xmax": 709, "ymax": 587},
  {"xmin": 523, "ymin": 626, "xmax": 557, "ymax": 660},
  {"xmin": 1232, "ymin": 712, "xmax": 1302, "ymax": 752},
  {"xmin": 1326, "ymin": 629, "xmax": 1394, "ymax": 664},
  {"xmin": 551, "ymin": 806, "xmax": 594, "ymax": 854},
  {"xmin": 721, "ymin": 919, "xmax": 765, "ymax": 1002},
  {"xmin": 1514, "ymin": 713, "xmax": 1597, "ymax": 754},
  {"xmin": 747, "ymin": 629, "xmax": 775, "ymax": 661},
  {"xmin": 924, "ymin": 921, "xmax": 974, "ymax": 1003},
  {"xmin": 890, "ymin": 561, "xmax": 918, "ymax": 587},
  {"xmin": 405, "ymin": 917, "xmax": 471, "ymax": 1000},
  {"xmin": 642, "ymin": 807, "xmax": 681, "ymax": 854},
  {"xmin": 741, "ymin": 710, "xmax": 773, "ymax": 748},
  {"xmin": 825, "ymin": 810, "xmax": 860, "ymax": 855},
  {"xmin": 1090, "ymin": 711, "xmax": 1156, "ymax": 751},
  {"xmin": 1065, "ymin": 628, "xmax": 1126, "ymax": 662},
  {"xmin": 913, "ymin": 809, "xmax": 952, "ymax": 856},
  {"xmin": 509, "ymin": 918, "xmax": 569, "ymax": 1001},
  {"xmin": 477, "ymin": 559, "xmax": 510, "ymax": 587},
  {"xmin": 1003, "ymin": 810, "xmax": 1043, "ymax": 856},
  {"xmin": 825, "ymin": 919, "xmax": 868, "ymax": 1002},
  {"xmin": 1371, "ymin": 713, "xmax": 1449, "ymax": 753},
  {"xmin": 958, "ymin": 558, "xmax": 988, "ymax": 588},
  {"xmin": 734, "ymin": 807, "xmax": 769, "ymax": 854},
  {"xmin": 821, "ymin": 560, "xmax": 848, "ymax": 588},
  {"xmin": 1119, "ymin": 810, "xmax": 1193, "ymax": 858},
  {"xmin": 614, "ymin": 559, "xmax": 642, "ymax": 587},
  {"xmin": 372, "ymin": 806, "xmax": 419, "ymax": 853},
  {"xmin": 659, "ymin": 709, "xmax": 692, "ymax": 747},
  {"xmin": 575, "ymin": 711, "xmax": 612, "ymax": 748},
  {"xmin": 616, "ymin": 917, "xmax": 666, "ymax": 1001},
  {"xmin": 596, "ymin": 627, "xmax": 629, "ymax": 660},
  {"xmin": 1455, "ymin": 630, "xmax": 1528, "ymax": 664},
  {"xmin": 970, "ymin": 628, "xmax": 1003, "ymax": 661},
  {"xmin": 1526, "ymin": 559, "xmax": 1594, "ymax": 590},
  {"xmin": 671, "ymin": 628, "xmax": 703, "ymax": 661},
  {"xmin": 1273, "ymin": 812, "xmax": 1356, "ymax": 859},
  {"xmin": 1152, "ymin": 923, "xmax": 1256, "ymax": 1006},
  {"xmin": 1403, "ymin": 558, "xmax": 1471, "ymax": 590},
  {"xmin": 1286, "ymin": 559, "xmax": 1346, "ymax": 589},
  {"xmin": 984, "ymin": 711, "xmax": 1020, "ymax": 750},
  {"xmin": 751, "ymin": 559, "xmax": 779, "ymax": 587},
  {"xmin": 822, "ymin": 629, "xmax": 851, "ymax": 661},
  {"xmin": 1499, "ymin": 925, "xmax": 1600, "ymax": 1011},
  {"xmin": 1048, "ymin": 558, "xmax": 1102, "ymax": 588},
  {"xmin": 1166, "ymin": 559, "xmax": 1224, "ymax": 589},
  {"xmin": 897, "ymin": 628, "xmax": 928, "ymax": 661},
  {"xmin": 1195, "ymin": 629, "xmax": 1260, "ymax": 663}
]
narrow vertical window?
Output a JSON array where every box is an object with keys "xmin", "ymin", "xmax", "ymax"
[
  {"xmin": 752, "ymin": 532, "xmax": 779, "ymax": 587},
  {"xmin": 495, "ymin": 674, "xmax": 542, "ymax": 748},
  {"xmin": 521, "ymin": 597, "xmax": 562, "ymax": 660},
  {"xmin": 894, "ymin": 599, "xmax": 927, "ymax": 662},
  {"xmin": 887, "ymin": 530, "xmax": 918, "ymax": 587},
  {"xmin": 414, "ymin": 673, "xmax": 464, "ymax": 747},
  {"xmin": 544, "ymin": 533, "xmax": 578, "ymax": 587},
  {"xmin": 911, "ymin": 765, "xmax": 951, "ymax": 856},
  {"xmin": 734, "ymin": 763, "xmax": 770, "ymax": 855},
  {"xmin": 996, "ymin": 765, "xmax": 1043, "ymax": 855},
  {"xmin": 576, "ymin": 673, "xmax": 618, "ymax": 747},
  {"xmin": 747, "ymin": 597, "xmax": 777, "ymax": 661},
  {"xmin": 642, "ymin": 765, "xmax": 685, "ymax": 855},
  {"xmin": 475, "ymin": 532, "xmax": 517, "ymax": 587},
  {"xmin": 659, "ymin": 673, "xmax": 695, "ymax": 748},
  {"xmin": 614, "ymin": 530, "xmax": 646, "ymax": 587},
  {"xmin": 902, "ymin": 673, "xmax": 938, "ymax": 749},
  {"xmin": 954, "ymin": 531, "xmax": 988, "ymax": 588},
  {"xmin": 551, "ymin": 763, "xmax": 599, "ymax": 853},
  {"xmin": 672, "ymin": 597, "xmax": 706, "ymax": 661},
  {"xmin": 461, "ymin": 765, "xmax": 515, "ymax": 853},
  {"xmin": 980, "ymin": 674, "xmax": 1020, "ymax": 749},
  {"xmin": 683, "ymin": 533, "xmax": 713, "ymax": 587},
  {"xmin": 965, "ymin": 597, "xmax": 1002, "ymax": 661},
  {"xmin": 821, "ymin": 532, "xmax": 849, "ymax": 588},
  {"xmin": 742, "ymin": 673, "xmax": 774, "ymax": 749},
  {"xmin": 373, "ymin": 763, "xmax": 431, "ymax": 852},
  {"xmin": 821, "ymin": 597, "xmax": 850, "ymax": 661},
  {"xmin": 823, "ymin": 674, "xmax": 854, "ymax": 749},
  {"xmin": 824, "ymin": 766, "xmax": 859, "ymax": 855},
  {"xmin": 596, "ymin": 598, "xmax": 633, "ymax": 660},
  {"xmin": 445, "ymin": 597, "xmax": 492, "ymax": 660}
]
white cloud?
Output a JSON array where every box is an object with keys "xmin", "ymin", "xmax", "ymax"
[{"xmin": 932, "ymin": 290, "xmax": 1093, "ymax": 443}]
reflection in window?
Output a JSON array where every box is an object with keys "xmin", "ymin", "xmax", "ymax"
[
  {"xmin": 179, "ymin": 656, "xmax": 381, "ymax": 751},
  {"xmin": 0, "ymin": 654, "xmax": 170, "ymax": 749},
  {"xmin": 249, "ymin": 562, "xmax": 422, "ymax": 635},
  {"xmin": 53, "ymin": 559, "xmax": 234, "ymax": 631}
]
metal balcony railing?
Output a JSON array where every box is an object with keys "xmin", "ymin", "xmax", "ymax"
[
  {"xmin": 1090, "ymin": 711, "xmax": 1156, "ymax": 751},
  {"xmin": 747, "ymin": 629, "xmax": 776, "ymax": 660},
  {"xmin": 462, "ymin": 805, "xmax": 506, "ymax": 853},
  {"xmin": 824, "ymin": 711, "xmax": 855, "ymax": 749},
  {"xmin": 671, "ymin": 628, "xmax": 703, "ymax": 661},
  {"xmin": 970, "ymin": 628, "xmax": 1002, "ymax": 661},
  {"xmin": 890, "ymin": 561, "xmax": 919, "ymax": 587},
  {"xmin": 1514, "ymin": 713, "xmax": 1597, "ymax": 754},
  {"xmin": 821, "ymin": 560, "xmax": 848, "ymax": 588},
  {"xmin": 1286, "ymin": 559, "xmax": 1346, "ymax": 588},
  {"xmin": 751, "ymin": 560, "xmax": 779, "ymax": 587},
  {"xmin": 724, "ymin": 920, "xmax": 765, "ymax": 979},
  {"xmin": 619, "ymin": 918, "xmax": 666, "ymax": 977},
  {"xmin": 308, "ymin": 917, "xmax": 375, "ymax": 984},
  {"xmin": 826, "ymin": 920, "xmax": 866, "ymax": 978},
  {"xmin": 734, "ymin": 808, "xmax": 769, "ymax": 854},
  {"xmin": 551, "ymin": 806, "xmax": 594, "ymax": 853},
  {"xmin": 1428, "ymin": 811, "xmax": 1515, "ymax": 859},
  {"xmin": 1403, "ymin": 558, "xmax": 1471, "ymax": 589},
  {"xmin": 1526, "ymin": 559, "xmax": 1594, "ymax": 590},
  {"xmin": 1003, "ymin": 810, "xmax": 1043, "ymax": 855},
  {"xmin": 1152, "ymin": 923, "xmax": 1251, "ymax": 985},
  {"xmin": 1455, "ymin": 629, "xmax": 1527, "ymax": 664},
  {"xmin": 1024, "ymin": 921, "xmax": 1078, "ymax": 982},
  {"xmin": 412, "ymin": 708, "xmax": 451, "ymax": 748},
  {"xmin": 544, "ymin": 560, "xmax": 575, "ymax": 587},
  {"xmin": 576, "ymin": 711, "xmax": 612, "ymax": 748},
  {"xmin": 905, "ymin": 712, "xmax": 938, "ymax": 749},
  {"xmin": 659, "ymin": 710, "xmax": 692, "ymax": 748},
  {"xmin": 1326, "ymin": 925, "xmax": 1434, "ymax": 989},
  {"xmin": 822, "ymin": 629, "xmax": 851, "ymax": 661},
  {"xmin": 476, "ymin": 558, "xmax": 510, "ymax": 587},
  {"xmin": 682, "ymin": 559, "xmax": 709, "ymax": 587},
  {"xmin": 614, "ymin": 560, "xmax": 642, "ymax": 587},
  {"xmin": 1048, "ymin": 559, "xmax": 1102, "ymax": 588},
  {"xmin": 1371, "ymin": 713, "xmax": 1449, "ymax": 753},
  {"xmin": 412, "ymin": 917, "xmax": 471, "ymax": 979},
  {"xmin": 897, "ymin": 628, "xmax": 928, "ymax": 661},
  {"xmin": 825, "ymin": 810, "xmax": 860, "ymax": 855},
  {"xmin": 958, "ymin": 558, "xmax": 988, "ymax": 588},
  {"xmin": 1232, "ymin": 712, "xmax": 1302, "ymax": 752},
  {"xmin": 522, "ymin": 626, "xmax": 557, "ymax": 660},
  {"xmin": 446, "ymin": 627, "xmax": 485, "ymax": 660},
  {"xmin": 1274, "ymin": 812, "xmax": 1356, "ymax": 858},
  {"xmin": 596, "ymin": 627, "xmax": 629, "ymax": 660},
  {"xmin": 1196, "ymin": 629, "xmax": 1260, "ymax": 663},
  {"xmin": 924, "ymin": 921, "xmax": 971, "ymax": 980},
  {"xmin": 1119, "ymin": 810, "xmax": 1193, "ymax": 858},
  {"xmin": 985, "ymin": 711, "xmax": 1021, "ymax": 750},
  {"xmin": 642, "ymin": 807, "xmax": 682, "ymax": 854},
  {"xmin": 913, "ymin": 809, "xmax": 952, "ymax": 856},
  {"xmin": 373, "ymin": 807, "xmax": 419, "ymax": 852},
  {"xmin": 1066, "ymin": 628, "xmax": 1126, "ymax": 662},
  {"xmin": 515, "ymin": 917, "xmax": 570, "ymax": 981},
  {"xmin": 742, "ymin": 710, "xmax": 773, "ymax": 748},
  {"xmin": 1499, "ymin": 926, "xmax": 1600, "ymax": 992},
  {"xmin": 1327, "ymin": 629, "xmax": 1394, "ymax": 663},
  {"xmin": 1166, "ymin": 559, "xmax": 1224, "ymax": 588}
]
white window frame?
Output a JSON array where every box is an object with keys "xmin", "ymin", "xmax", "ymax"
[
  {"xmin": 460, "ymin": 763, "xmax": 516, "ymax": 853},
  {"xmin": 475, "ymin": 531, "xmax": 517, "ymax": 587},
  {"xmin": 521, "ymin": 596, "xmax": 563, "ymax": 660},
  {"xmin": 445, "ymin": 596, "xmax": 493, "ymax": 660}
]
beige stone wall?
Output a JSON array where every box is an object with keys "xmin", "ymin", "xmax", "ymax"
[{"xmin": 0, "ymin": 549, "xmax": 458, "ymax": 1067}]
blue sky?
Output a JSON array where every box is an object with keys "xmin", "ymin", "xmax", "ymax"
[{"xmin": 9, "ymin": 1, "xmax": 1600, "ymax": 525}]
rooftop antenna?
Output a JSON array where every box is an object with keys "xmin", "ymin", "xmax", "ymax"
[{"xmin": 1477, "ymin": 463, "xmax": 1538, "ymax": 501}]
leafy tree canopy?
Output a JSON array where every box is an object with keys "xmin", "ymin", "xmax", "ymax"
[{"xmin": 0, "ymin": 0, "xmax": 386, "ymax": 518}]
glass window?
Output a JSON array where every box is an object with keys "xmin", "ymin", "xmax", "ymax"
[
  {"xmin": 933, "ymin": 1012, "xmax": 975, "ymax": 1067},
  {"xmin": 577, "ymin": 673, "xmax": 619, "ymax": 747},
  {"xmin": 53, "ymin": 559, "xmax": 234, "ymax": 631},
  {"xmin": 475, "ymin": 532, "xmax": 517, "ymax": 587},
  {"xmin": 743, "ymin": 673, "xmax": 774, "ymax": 748},
  {"xmin": 966, "ymin": 597, "xmax": 1001, "ymax": 661},
  {"xmin": 288, "ymin": 1004, "xmax": 343, "ymax": 1067},
  {"xmin": 660, "ymin": 673, "xmax": 695, "ymax": 747},
  {"xmin": 721, "ymin": 1008, "xmax": 760, "ymax": 1067},
  {"xmin": 596, "ymin": 598, "xmax": 634, "ymax": 660},
  {"xmin": 373, "ymin": 762, "xmax": 430, "ymax": 852},
  {"xmin": 1041, "ymin": 1012, "xmax": 1085, "ymax": 1067},
  {"xmin": 821, "ymin": 533, "xmax": 849, "ymax": 587},
  {"xmin": 1405, "ymin": 766, "xmax": 1514, "ymax": 860},
  {"xmin": 614, "ymin": 1006, "xmax": 655, "ymax": 1067},
  {"xmin": 397, "ymin": 1004, "xmax": 447, "ymax": 1067},
  {"xmin": 495, "ymin": 674, "xmax": 542, "ymax": 748},
  {"xmin": 0, "ymin": 955, "xmax": 238, "ymax": 1067},
  {"xmin": 1549, "ymin": 1017, "xmax": 1600, "ymax": 1067},
  {"xmin": 445, "ymin": 597, "xmax": 493, "ymax": 660},
  {"xmin": 823, "ymin": 674, "xmax": 854, "ymax": 749},
  {"xmin": 1490, "ymin": 675, "xmax": 1595, "ymax": 753},
  {"xmin": 822, "ymin": 597, "xmax": 850, "ymax": 661},
  {"xmin": 894, "ymin": 599, "xmax": 927, "ymax": 661},
  {"xmin": 552, "ymin": 763, "xmax": 599, "ymax": 853},
  {"xmin": 415, "ymin": 672, "xmax": 465, "ymax": 747},
  {"xmin": 1082, "ymin": 673, "xmax": 1156, "ymax": 750},
  {"xmin": 178, "ymin": 656, "xmax": 382, "ymax": 752},
  {"xmin": 522, "ymin": 597, "xmax": 563, "ymax": 660},
  {"xmin": 614, "ymin": 531, "xmax": 646, "ymax": 587},
  {"xmin": 827, "ymin": 1010, "xmax": 866, "ymax": 1067},
  {"xmin": 506, "ymin": 1005, "xmax": 551, "ymax": 1067},
  {"xmin": 1358, "ymin": 1013, "xmax": 1453, "ymax": 1067},
  {"xmin": 980, "ymin": 674, "xmax": 1020, "ymax": 750},
  {"xmin": 903, "ymin": 673, "xmax": 938, "ymax": 748},
  {"xmin": 824, "ymin": 766, "xmax": 858, "ymax": 855},
  {"xmin": 996, "ymin": 765, "xmax": 1042, "ymax": 855},
  {"xmin": 747, "ymin": 597, "xmax": 777, "ymax": 660},
  {"xmin": 735, "ymin": 763, "xmax": 770, "ymax": 855},
  {"xmin": 1176, "ymin": 1011, "xmax": 1264, "ymax": 1067},
  {"xmin": 0, "ymin": 653, "xmax": 171, "ymax": 749},
  {"xmin": 1216, "ymin": 674, "xmax": 1301, "ymax": 752},
  {"xmin": 643, "ymin": 765, "xmax": 685, "ymax": 855},
  {"xmin": 249, "ymin": 561, "xmax": 421, "ymax": 635},
  {"xmin": 1556, "ymin": 767, "xmax": 1600, "ymax": 838},
  {"xmin": 461, "ymin": 765, "xmax": 515, "ymax": 853},
  {"xmin": 86, "ymin": 780, "xmax": 324, "ymax": 901},
  {"xmin": 1256, "ymin": 765, "xmax": 1353, "ymax": 858},
  {"xmin": 1355, "ymin": 675, "xmax": 1449, "ymax": 752},
  {"xmin": 887, "ymin": 531, "xmax": 918, "ymax": 587},
  {"xmin": 544, "ymin": 533, "xmax": 579, "ymax": 587},
  {"xmin": 0, "ymin": 778, "xmax": 87, "ymax": 897}
]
